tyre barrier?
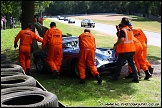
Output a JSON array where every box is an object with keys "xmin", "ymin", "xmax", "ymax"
[
  {"xmin": 1, "ymin": 71, "xmax": 24, "ymax": 77},
  {"xmin": 1, "ymin": 64, "xmax": 24, "ymax": 73},
  {"xmin": 1, "ymin": 59, "xmax": 13, "ymax": 64},
  {"xmin": 1, "ymin": 57, "xmax": 65, "ymax": 107},
  {"xmin": 1, "ymin": 86, "xmax": 43, "ymax": 96},
  {"xmin": 1, "ymin": 75, "xmax": 37, "ymax": 89},
  {"xmin": 1, "ymin": 53, "xmax": 7, "ymax": 61},
  {"xmin": 1, "ymin": 90, "xmax": 59, "ymax": 107}
]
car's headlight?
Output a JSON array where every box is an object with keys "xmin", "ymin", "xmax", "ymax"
[
  {"xmin": 107, "ymin": 50, "xmax": 112, "ymax": 55},
  {"xmin": 94, "ymin": 57, "xmax": 99, "ymax": 66}
]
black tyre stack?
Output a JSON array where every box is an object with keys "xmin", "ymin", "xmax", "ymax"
[{"xmin": 1, "ymin": 53, "xmax": 61, "ymax": 107}]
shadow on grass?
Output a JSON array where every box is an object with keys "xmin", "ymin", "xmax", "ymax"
[
  {"xmin": 147, "ymin": 55, "xmax": 161, "ymax": 61},
  {"xmin": 130, "ymin": 16, "xmax": 154, "ymax": 22},
  {"xmin": 32, "ymin": 70, "xmax": 139, "ymax": 104}
]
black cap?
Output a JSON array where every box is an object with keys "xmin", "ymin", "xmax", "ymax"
[
  {"xmin": 121, "ymin": 17, "xmax": 130, "ymax": 26},
  {"xmin": 50, "ymin": 22, "xmax": 56, "ymax": 27},
  {"xmin": 84, "ymin": 28, "xmax": 90, "ymax": 33}
]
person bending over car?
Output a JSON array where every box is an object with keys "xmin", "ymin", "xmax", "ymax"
[
  {"xmin": 42, "ymin": 22, "xmax": 63, "ymax": 79},
  {"xmin": 14, "ymin": 23, "xmax": 43, "ymax": 75},
  {"xmin": 78, "ymin": 28, "xmax": 102, "ymax": 84}
]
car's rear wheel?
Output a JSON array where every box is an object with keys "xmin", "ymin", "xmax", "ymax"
[{"xmin": 35, "ymin": 56, "xmax": 45, "ymax": 73}]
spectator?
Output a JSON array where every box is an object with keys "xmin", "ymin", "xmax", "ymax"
[
  {"xmin": 1, "ymin": 16, "xmax": 3, "ymax": 30},
  {"xmin": 42, "ymin": 22, "xmax": 63, "ymax": 79},
  {"xmin": 78, "ymin": 28, "xmax": 102, "ymax": 84},
  {"xmin": 14, "ymin": 23, "xmax": 43, "ymax": 75},
  {"xmin": 10, "ymin": 17, "xmax": 13, "ymax": 29},
  {"xmin": 2, "ymin": 16, "xmax": 7, "ymax": 30},
  {"xmin": 13, "ymin": 17, "xmax": 16, "ymax": 28}
]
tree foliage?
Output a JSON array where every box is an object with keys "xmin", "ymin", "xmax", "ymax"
[
  {"xmin": 44, "ymin": 1, "xmax": 161, "ymax": 16},
  {"xmin": 1, "ymin": 1, "xmax": 53, "ymax": 20},
  {"xmin": 1, "ymin": 1, "xmax": 161, "ymax": 21}
]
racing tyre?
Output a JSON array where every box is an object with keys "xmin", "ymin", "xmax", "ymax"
[
  {"xmin": 1, "ymin": 71, "xmax": 24, "ymax": 77},
  {"xmin": 1, "ymin": 90, "xmax": 58, "ymax": 107},
  {"xmin": 1, "ymin": 64, "xmax": 23, "ymax": 73},
  {"xmin": 1, "ymin": 54, "xmax": 7, "ymax": 61},
  {"xmin": 1, "ymin": 75, "xmax": 37, "ymax": 89},
  {"xmin": 1, "ymin": 59, "xmax": 13, "ymax": 64},
  {"xmin": 35, "ymin": 56, "xmax": 46, "ymax": 73},
  {"xmin": 1, "ymin": 86, "xmax": 43, "ymax": 96}
]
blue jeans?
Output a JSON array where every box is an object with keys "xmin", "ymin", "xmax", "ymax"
[{"xmin": 113, "ymin": 52, "xmax": 139, "ymax": 80}]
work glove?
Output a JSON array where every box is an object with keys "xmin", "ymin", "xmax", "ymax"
[{"xmin": 14, "ymin": 44, "xmax": 18, "ymax": 49}]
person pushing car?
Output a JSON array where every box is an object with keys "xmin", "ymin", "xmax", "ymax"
[
  {"xmin": 108, "ymin": 17, "xmax": 139, "ymax": 83},
  {"xmin": 14, "ymin": 23, "xmax": 43, "ymax": 75},
  {"xmin": 128, "ymin": 23, "xmax": 154, "ymax": 75},
  {"xmin": 42, "ymin": 22, "xmax": 63, "ymax": 79},
  {"xmin": 78, "ymin": 28, "xmax": 102, "ymax": 84}
]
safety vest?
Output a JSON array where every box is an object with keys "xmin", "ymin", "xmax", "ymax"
[
  {"xmin": 116, "ymin": 26, "xmax": 136, "ymax": 53},
  {"xmin": 47, "ymin": 27, "xmax": 62, "ymax": 46}
]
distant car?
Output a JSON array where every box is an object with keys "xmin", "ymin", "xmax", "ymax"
[
  {"xmin": 58, "ymin": 16, "xmax": 64, "ymax": 20},
  {"xmin": 32, "ymin": 36, "xmax": 118, "ymax": 77},
  {"xmin": 68, "ymin": 19, "xmax": 75, "ymax": 23},
  {"xmin": 81, "ymin": 19, "xmax": 95, "ymax": 28},
  {"xmin": 63, "ymin": 17, "xmax": 69, "ymax": 21},
  {"xmin": 57, "ymin": 15, "xmax": 60, "ymax": 19}
]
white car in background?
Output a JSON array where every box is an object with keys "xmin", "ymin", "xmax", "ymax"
[
  {"xmin": 81, "ymin": 19, "xmax": 95, "ymax": 28},
  {"xmin": 68, "ymin": 19, "xmax": 75, "ymax": 23}
]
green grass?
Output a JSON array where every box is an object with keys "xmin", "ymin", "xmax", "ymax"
[
  {"xmin": 1, "ymin": 17, "xmax": 161, "ymax": 107},
  {"xmin": 31, "ymin": 74, "xmax": 161, "ymax": 107}
]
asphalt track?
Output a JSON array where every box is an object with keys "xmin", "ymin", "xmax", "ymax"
[{"xmin": 48, "ymin": 18, "xmax": 161, "ymax": 47}]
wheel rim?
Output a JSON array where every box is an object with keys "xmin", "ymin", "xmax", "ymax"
[
  {"xmin": 36, "ymin": 57, "xmax": 44, "ymax": 71},
  {"xmin": 74, "ymin": 62, "xmax": 79, "ymax": 76}
]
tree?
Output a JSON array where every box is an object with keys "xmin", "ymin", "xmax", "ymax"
[{"xmin": 21, "ymin": 1, "xmax": 38, "ymax": 53}]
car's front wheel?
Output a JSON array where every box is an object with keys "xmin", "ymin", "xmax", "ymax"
[
  {"xmin": 35, "ymin": 56, "xmax": 45, "ymax": 73},
  {"xmin": 71, "ymin": 59, "xmax": 80, "ymax": 78}
]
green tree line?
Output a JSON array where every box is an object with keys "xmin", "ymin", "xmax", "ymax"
[
  {"xmin": 1, "ymin": 1, "xmax": 161, "ymax": 21},
  {"xmin": 45, "ymin": 1, "xmax": 161, "ymax": 17}
]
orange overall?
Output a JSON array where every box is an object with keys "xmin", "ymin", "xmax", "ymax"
[
  {"xmin": 132, "ymin": 27, "xmax": 151, "ymax": 68},
  {"xmin": 42, "ymin": 26, "xmax": 62, "ymax": 74},
  {"xmin": 128, "ymin": 37, "xmax": 148, "ymax": 73},
  {"xmin": 78, "ymin": 32, "xmax": 99, "ymax": 80},
  {"xmin": 14, "ymin": 28, "xmax": 43, "ymax": 72}
]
